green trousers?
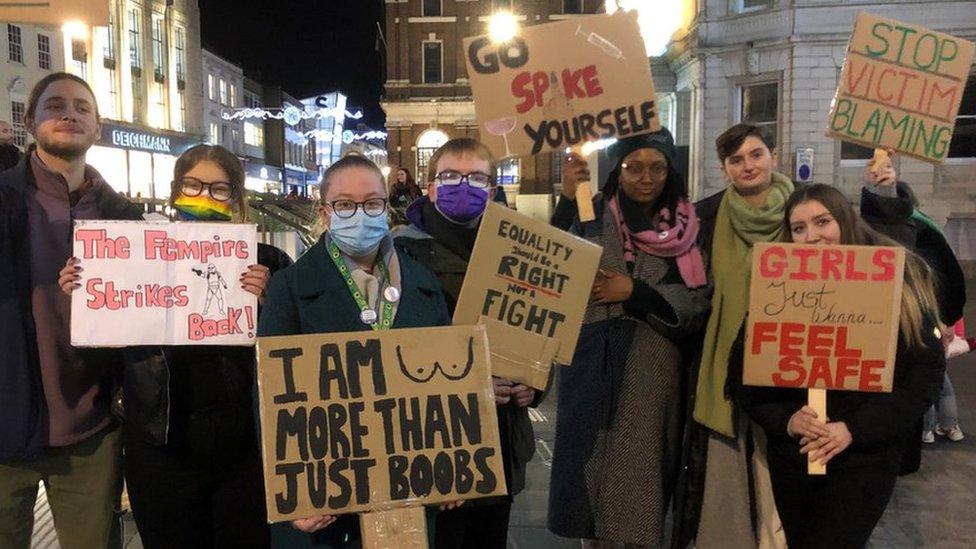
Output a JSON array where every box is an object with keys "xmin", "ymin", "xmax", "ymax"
[{"xmin": 0, "ymin": 424, "xmax": 123, "ymax": 549}]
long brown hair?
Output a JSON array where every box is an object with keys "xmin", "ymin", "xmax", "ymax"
[
  {"xmin": 782, "ymin": 184, "xmax": 941, "ymax": 349},
  {"xmin": 170, "ymin": 144, "xmax": 248, "ymax": 222}
]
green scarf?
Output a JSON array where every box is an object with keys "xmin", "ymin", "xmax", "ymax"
[
  {"xmin": 694, "ymin": 172, "xmax": 795, "ymax": 436},
  {"xmin": 912, "ymin": 209, "xmax": 943, "ymax": 236}
]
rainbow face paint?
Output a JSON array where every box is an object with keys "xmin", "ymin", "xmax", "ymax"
[{"xmin": 173, "ymin": 194, "xmax": 235, "ymax": 221}]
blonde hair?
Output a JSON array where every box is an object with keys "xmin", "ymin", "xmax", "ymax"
[{"xmin": 426, "ymin": 138, "xmax": 496, "ymax": 183}]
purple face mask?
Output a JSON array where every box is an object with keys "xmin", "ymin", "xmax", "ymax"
[{"xmin": 435, "ymin": 183, "xmax": 490, "ymax": 223}]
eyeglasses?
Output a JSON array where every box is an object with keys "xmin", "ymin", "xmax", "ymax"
[
  {"xmin": 325, "ymin": 198, "xmax": 388, "ymax": 219},
  {"xmin": 434, "ymin": 170, "xmax": 494, "ymax": 189},
  {"xmin": 177, "ymin": 177, "xmax": 234, "ymax": 202},
  {"xmin": 621, "ymin": 161, "xmax": 668, "ymax": 180}
]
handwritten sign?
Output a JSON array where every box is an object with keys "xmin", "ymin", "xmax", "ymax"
[
  {"xmin": 454, "ymin": 203, "xmax": 601, "ymax": 365},
  {"xmin": 827, "ymin": 12, "xmax": 976, "ymax": 163},
  {"xmin": 256, "ymin": 326, "xmax": 507, "ymax": 521},
  {"xmin": 464, "ymin": 11, "xmax": 659, "ymax": 158},
  {"xmin": 0, "ymin": 1, "xmax": 109, "ymax": 26},
  {"xmin": 743, "ymin": 243, "xmax": 905, "ymax": 392},
  {"xmin": 70, "ymin": 221, "xmax": 258, "ymax": 346}
]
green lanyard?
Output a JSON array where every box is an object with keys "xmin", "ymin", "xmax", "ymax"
[{"xmin": 327, "ymin": 239, "xmax": 394, "ymax": 330}]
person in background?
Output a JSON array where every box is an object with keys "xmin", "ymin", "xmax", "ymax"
[
  {"xmin": 741, "ymin": 183, "xmax": 945, "ymax": 548},
  {"xmin": 389, "ymin": 167, "xmax": 422, "ymax": 225},
  {"xmin": 0, "ymin": 72, "xmax": 142, "ymax": 549},
  {"xmin": 259, "ymin": 154, "xmax": 454, "ymax": 548},
  {"xmin": 59, "ymin": 144, "xmax": 292, "ymax": 548},
  {"xmin": 547, "ymin": 128, "xmax": 711, "ymax": 547},
  {"xmin": 0, "ymin": 120, "xmax": 23, "ymax": 171},
  {"xmin": 394, "ymin": 138, "xmax": 540, "ymax": 549}
]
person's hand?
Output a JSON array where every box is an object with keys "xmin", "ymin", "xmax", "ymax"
[
  {"xmin": 802, "ymin": 421, "xmax": 853, "ymax": 465},
  {"xmin": 290, "ymin": 515, "xmax": 337, "ymax": 533},
  {"xmin": 786, "ymin": 405, "xmax": 830, "ymax": 440},
  {"xmin": 492, "ymin": 377, "xmax": 514, "ymax": 405},
  {"xmin": 241, "ymin": 264, "xmax": 271, "ymax": 300},
  {"xmin": 512, "ymin": 384, "xmax": 536, "ymax": 407},
  {"xmin": 865, "ymin": 149, "xmax": 897, "ymax": 187},
  {"xmin": 58, "ymin": 257, "xmax": 81, "ymax": 295},
  {"xmin": 591, "ymin": 269, "xmax": 633, "ymax": 304},
  {"xmin": 560, "ymin": 152, "xmax": 590, "ymax": 200},
  {"xmin": 439, "ymin": 500, "xmax": 465, "ymax": 511}
]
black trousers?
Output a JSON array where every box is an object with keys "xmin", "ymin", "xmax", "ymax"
[
  {"xmin": 123, "ymin": 429, "xmax": 270, "ymax": 549},
  {"xmin": 767, "ymin": 454, "xmax": 897, "ymax": 549},
  {"xmin": 435, "ymin": 501, "xmax": 512, "ymax": 549}
]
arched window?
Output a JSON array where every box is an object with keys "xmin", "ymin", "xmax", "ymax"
[{"xmin": 416, "ymin": 129, "xmax": 449, "ymax": 180}]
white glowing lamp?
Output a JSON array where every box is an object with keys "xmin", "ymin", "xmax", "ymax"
[
  {"xmin": 61, "ymin": 21, "xmax": 89, "ymax": 39},
  {"xmin": 488, "ymin": 11, "xmax": 519, "ymax": 44},
  {"xmin": 380, "ymin": 166, "xmax": 392, "ymax": 178},
  {"xmin": 605, "ymin": 0, "xmax": 682, "ymax": 57}
]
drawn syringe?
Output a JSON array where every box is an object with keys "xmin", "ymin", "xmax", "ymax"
[{"xmin": 575, "ymin": 24, "xmax": 623, "ymax": 59}]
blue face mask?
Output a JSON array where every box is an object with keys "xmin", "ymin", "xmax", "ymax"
[{"xmin": 329, "ymin": 209, "xmax": 390, "ymax": 257}]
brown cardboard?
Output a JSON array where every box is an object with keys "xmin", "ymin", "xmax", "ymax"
[
  {"xmin": 0, "ymin": 1, "xmax": 109, "ymax": 26},
  {"xmin": 256, "ymin": 325, "xmax": 507, "ymax": 522},
  {"xmin": 869, "ymin": 148, "xmax": 889, "ymax": 174},
  {"xmin": 478, "ymin": 316, "xmax": 558, "ymax": 391},
  {"xmin": 463, "ymin": 11, "xmax": 659, "ymax": 159},
  {"xmin": 360, "ymin": 507, "xmax": 428, "ymax": 549},
  {"xmin": 743, "ymin": 243, "xmax": 905, "ymax": 392},
  {"xmin": 827, "ymin": 12, "xmax": 976, "ymax": 163},
  {"xmin": 454, "ymin": 202, "xmax": 602, "ymax": 364}
]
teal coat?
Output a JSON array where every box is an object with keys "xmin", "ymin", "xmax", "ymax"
[{"xmin": 257, "ymin": 235, "xmax": 450, "ymax": 548}]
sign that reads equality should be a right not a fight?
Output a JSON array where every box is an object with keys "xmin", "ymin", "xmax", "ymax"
[
  {"xmin": 744, "ymin": 243, "xmax": 905, "ymax": 393},
  {"xmin": 827, "ymin": 12, "xmax": 975, "ymax": 163},
  {"xmin": 463, "ymin": 10, "xmax": 660, "ymax": 159}
]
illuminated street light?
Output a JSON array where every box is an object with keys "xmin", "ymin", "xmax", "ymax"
[
  {"xmin": 605, "ymin": 0, "xmax": 682, "ymax": 57},
  {"xmin": 488, "ymin": 11, "xmax": 519, "ymax": 44},
  {"xmin": 61, "ymin": 21, "xmax": 88, "ymax": 39},
  {"xmin": 381, "ymin": 166, "xmax": 392, "ymax": 178}
]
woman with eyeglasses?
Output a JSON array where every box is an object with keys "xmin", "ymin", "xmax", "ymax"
[
  {"xmin": 58, "ymin": 144, "xmax": 293, "ymax": 547},
  {"xmin": 258, "ymin": 154, "xmax": 452, "ymax": 548},
  {"xmin": 547, "ymin": 128, "xmax": 711, "ymax": 548}
]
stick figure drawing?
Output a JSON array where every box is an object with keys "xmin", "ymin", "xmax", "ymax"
[{"xmin": 191, "ymin": 263, "xmax": 228, "ymax": 315}]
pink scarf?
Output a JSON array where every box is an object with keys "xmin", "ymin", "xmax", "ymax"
[{"xmin": 607, "ymin": 195, "xmax": 707, "ymax": 289}]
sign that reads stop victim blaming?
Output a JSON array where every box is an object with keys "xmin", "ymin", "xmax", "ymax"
[
  {"xmin": 743, "ymin": 243, "xmax": 905, "ymax": 392},
  {"xmin": 464, "ymin": 11, "xmax": 660, "ymax": 159},
  {"xmin": 827, "ymin": 12, "xmax": 975, "ymax": 163},
  {"xmin": 256, "ymin": 326, "xmax": 507, "ymax": 522},
  {"xmin": 70, "ymin": 221, "xmax": 258, "ymax": 346}
]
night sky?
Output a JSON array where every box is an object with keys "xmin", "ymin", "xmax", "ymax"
[{"xmin": 198, "ymin": 0, "xmax": 386, "ymax": 128}]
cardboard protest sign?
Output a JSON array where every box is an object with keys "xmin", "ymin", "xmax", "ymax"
[
  {"xmin": 256, "ymin": 325, "xmax": 507, "ymax": 522},
  {"xmin": 827, "ymin": 12, "xmax": 975, "ymax": 163},
  {"xmin": 463, "ymin": 11, "xmax": 659, "ymax": 158},
  {"xmin": 454, "ymin": 203, "xmax": 602, "ymax": 365},
  {"xmin": 360, "ymin": 507, "xmax": 427, "ymax": 549},
  {"xmin": 70, "ymin": 221, "xmax": 258, "ymax": 346},
  {"xmin": 0, "ymin": 1, "xmax": 109, "ymax": 26},
  {"xmin": 743, "ymin": 243, "xmax": 905, "ymax": 392},
  {"xmin": 478, "ymin": 316, "xmax": 559, "ymax": 390}
]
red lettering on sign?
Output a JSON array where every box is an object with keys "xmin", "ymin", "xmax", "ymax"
[{"xmin": 759, "ymin": 246, "xmax": 788, "ymax": 278}]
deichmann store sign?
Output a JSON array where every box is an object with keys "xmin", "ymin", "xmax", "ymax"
[{"xmin": 98, "ymin": 122, "xmax": 200, "ymax": 156}]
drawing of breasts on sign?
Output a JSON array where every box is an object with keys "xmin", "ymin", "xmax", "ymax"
[
  {"xmin": 827, "ymin": 12, "xmax": 975, "ymax": 163},
  {"xmin": 453, "ymin": 203, "xmax": 602, "ymax": 365},
  {"xmin": 743, "ymin": 243, "xmax": 906, "ymax": 393},
  {"xmin": 464, "ymin": 10, "xmax": 659, "ymax": 159},
  {"xmin": 255, "ymin": 325, "xmax": 507, "ymax": 522},
  {"xmin": 70, "ymin": 220, "xmax": 258, "ymax": 346}
]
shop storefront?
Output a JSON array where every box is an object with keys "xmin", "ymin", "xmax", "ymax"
[
  {"xmin": 87, "ymin": 121, "xmax": 202, "ymax": 202},
  {"xmin": 244, "ymin": 162, "xmax": 283, "ymax": 194},
  {"xmin": 283, "ymin": 167, "xmax": 319, "ymax": 198}
]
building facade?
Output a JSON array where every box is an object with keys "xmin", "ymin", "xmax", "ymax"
[
  {"xmin": 381, "ymin": 0, "xmax": 601, "ymax": 196},
  {"xmin": 1, "ymin": 21, "xmax": 65, "ymax": 147},
  {"xmin": 202, "ymin": 48, "xmax": 243, "ymax": 154}
]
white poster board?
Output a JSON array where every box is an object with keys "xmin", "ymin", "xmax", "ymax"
[{"xmin": 70, "ymin": 220, "xmax": 258, "ymax": 346}]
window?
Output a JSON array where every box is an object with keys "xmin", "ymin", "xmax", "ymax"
[
  {"xmin": 244, "ymin": 91, "xmax": 260, "ymax": 108},
  {"xmin": 209, "ymin": 122, "xmax": 219, "ymax": 144},
  {"xmin": 422, "ymin": 42, "xmax": 442, "ymax": 84},
  {"xmin": 496, "ymin": 158, "xmax": 520, "ymax": 185},
  {"xmin": 551, "ymin": 150, "xmax": 564, "ymax": 190},
  {"xmin": 132, "ymin": 78, "xmax": 143, "ymax": 122},
  {"xmin": 232, "ymin": 128, "xmax": 240, "ymax": 149},
  {"xmin": 105, "ymin": 69, "xmax": 118, "ymax": 118},
  {"xmin": 244, "ymin": 121, "xmax": 264, "ymax": 147},
  {"xmin": 949, "ymin": 75, "xmax": 976, "ymax": 158},
  {"xmin": 151, "ymin": 15, "xmax": 165, "ymax": 81},
  {"xmin": 104, "ymin": 16, "xmax": 116, "ymax": 62},
  {"xmin": 37, "ymin": 34, "xmax": 51, "ymax": 69},
  {"xmin": 416, "ymin": 129, "xmax": 449, "ymax": 179},
  {"xmin": 152, "ymin": 81, "xmax": 166, "ymax": 127},
  {"xmin": 739, "ymin": 0, "xmax": 774, "ymax": 13},
  {"xmin": 7, "ymin": 24, "xmax": 23, "ymax": 64},
  {"xmin": 128, "ymin": 9, "xmax": 142, "ymax": 69},
  {"xmin": 422, "ymin": 0, "xmax": 441, "ymax": 17},
  {"xmin": 174, "ymin": 27, "xmax": 186, "ymax": 83},
  {"xmin": 219, "ymin": 79, "xmax": 227, "ymax": 105},
  {"xmin": 738, "ymin": 82, "xmax": 778, "ymax": 137},
  {"xmin": 11, "ymin": 101, "xmax": 27, "ymax": 147},
  {"xmin": 208, "ymin": 74, "xmax": 215, "ymax": 100},
  {"xmin": 175, "ymin": 90, "xmax": 186, "ymax": 131},
  {"xmin": 230, "ymin": 84, "xmax": 237, "ymax": 108},
  {"xmin": 563, "ymin": 0, "xmax": 582, "ymax": 13}
]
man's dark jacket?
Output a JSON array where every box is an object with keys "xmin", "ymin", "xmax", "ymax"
[{"xmin": 0, "ymin": 148, "xmax": 143, "ymax": 460}]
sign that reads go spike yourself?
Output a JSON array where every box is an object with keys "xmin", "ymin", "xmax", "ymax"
[{"xmin": 463, "ymin": 11, "xmax": 659, "ymax": 159}]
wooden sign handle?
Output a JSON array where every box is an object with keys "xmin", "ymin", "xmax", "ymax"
[
  {"xmin": 360, "ymin": 506, "xmax": 428, "ymax": 549},
  {"xmin": 808, "ymin": 388, "xmax": 827, "ymax": 476},
  {"xmin": 575, "ymin": 183, "xmax": 596, "ymax": 222}
]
